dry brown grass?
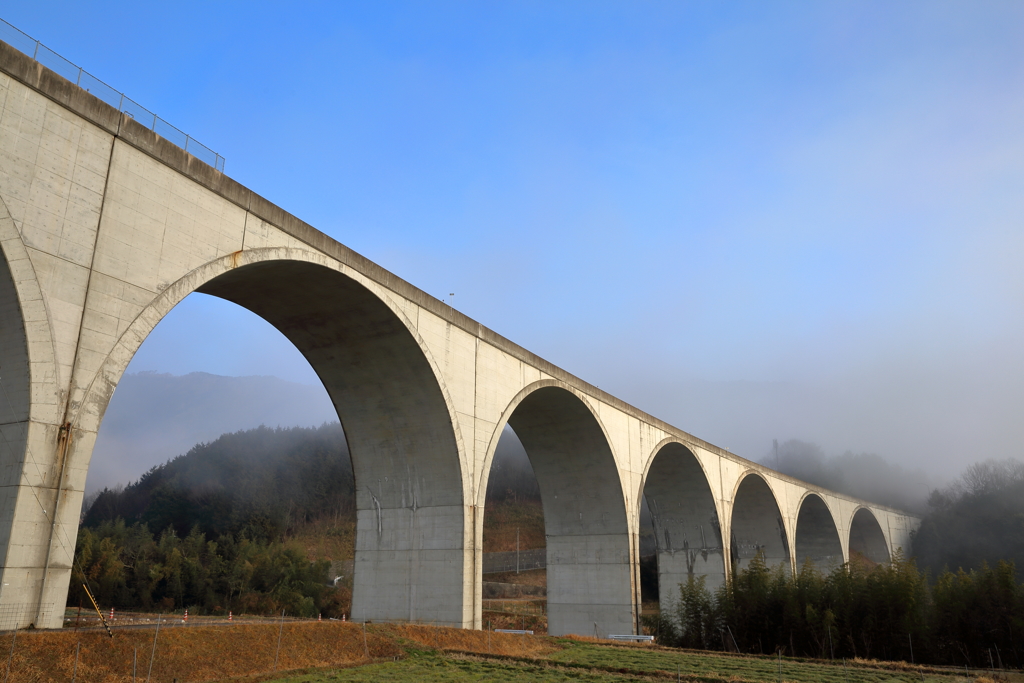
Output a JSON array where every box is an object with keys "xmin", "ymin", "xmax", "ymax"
[
  {"xmin": 388, "ymin": 623, "xmax": 556, "ymax": 658},
  {"xmin": 285, "ymin": 518, "xmax": 356, "ymax": 563},
  {"xmin": 482, "ymin": 499, "xmax": 546, "ymax": 552},
  {"xmin": 0, "ymin": 622, "xmax": 392, "ymax": 682},
  {"xmin": 484, "ymin": 567, "xmax": 547, "ymax": 587},
  {"xmin": 481, "ymin": 610, "xmax": 548, "ymax": 634},
  {"xmin": 0, "ymin": 621, "xmax": 561, "ymax": 682}
]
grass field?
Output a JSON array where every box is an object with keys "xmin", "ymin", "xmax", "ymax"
[
  {"xmin": 2, "ymin": 620, "xmax": 1016, "ymax": 682},
  {"xmin": 238, "ymin": 635, "xmax": 1019, "ymax": 683}
]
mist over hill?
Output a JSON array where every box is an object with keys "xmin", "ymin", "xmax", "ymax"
[
  {"xmin": 760, "ymin": 439, "xmax": 933, "ymax": 513},
  {"xmin": 88, "ymin": 372, "xmax": 339, "ymax": 493},
  {"xmin": 85, "ymin": 423, "xmax": 539, "ymax": 544}
]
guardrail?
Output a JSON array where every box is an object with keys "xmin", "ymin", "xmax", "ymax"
[
  {"xmin": 0, "ymin": 17, "xmax": 225, "ymax": 172},
  {"xmin": 609, "ymin": 634, "xmax": 655, "ymax": 642}
]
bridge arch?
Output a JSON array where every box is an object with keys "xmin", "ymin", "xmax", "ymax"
[
  {"xmin": 0, "ymin": 202, "xmax": 32, "ymax": 474},
  {"xmin": 730, "ymin": 471, "xmax": 789, "ymax": 574},
  {"xmin": 477, "ymin": 380, "xmax": 633, "ymax": 637},
  {"xmin": 848, "ymin": 506, "xmax": 890, "ymax": 566},
  {"xmin": 639, "ymin": 438, "xmax": 724, "ymax": 621},
  {"xmin": 70, "ymin": 247, "xmax": 470, "ymax": 626},
  {"xmin": 0, "ymin": 194, "xmax": 82, "ymax": 629},
  {"xmin": 0, "ymin": 190, "xmax": 69, "ymax": 448},
  {"xmin": 794, "ymin": 492, "xmax": 844, "ymax": 571}
]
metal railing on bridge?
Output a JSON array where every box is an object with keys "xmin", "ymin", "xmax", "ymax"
[{"xmin": 0, "ymin": 17, "xmax": 226, "ymax": 172}]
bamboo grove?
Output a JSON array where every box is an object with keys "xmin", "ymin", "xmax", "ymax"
[{"xmin": 643, "ymin": 551, "xmax": 1024, "ymax": 669}]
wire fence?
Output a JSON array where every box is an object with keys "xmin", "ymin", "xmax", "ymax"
[
  {"xmin": 59, "ymin": 608, "xmax": 337, "ymax": 633},
  {"xmin": 0, "ymin": 604, "xmax": 54, "ymax": 632},
  {"xmin": 482, "ymin": 548, "xmax": 546, "ymax": 574},
  {"xmin": 0, "ymin": 17, "xmax": 225, "ymax": 172},
  {"xmin": 481, "ymin": 599, "xmax": 546, "ymax": 616}
]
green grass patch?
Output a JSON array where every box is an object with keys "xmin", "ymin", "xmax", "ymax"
[
  {"xmin": 227, "ymin": 633, "xmax": 1001, "ymax": 683},
  {"xmin": 547, "ymin": 641, "xmax": 976, "ymax": 683},
  {"xmin": 264, "ymin": 648, "xmax": 640, "ymax": 682}
]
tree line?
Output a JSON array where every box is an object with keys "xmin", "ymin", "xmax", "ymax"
[
  {"xmin": 645, "ymin": 552, "xmax": 1023, "ymax": 668},
  {"xmin": 71, "ymin": 518, "xmax": 343, "ymax": 618},
  {"xmin": 914, "ymin": 459, "xmax": 1024, "ymax": 582}
]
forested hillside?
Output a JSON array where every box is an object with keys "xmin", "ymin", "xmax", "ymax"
[
  {"xmin": 85, "ymin": 423, "xmax": 354, "ymax": 542},
  {"xmin": 88, "ymin": 372, "xmax": 338, "ymax": 492},
  {"xmin": 86, "ymin": 423, "xmax": 545, "ymax": 550},
  {"xmin": 77, "ymin": 422, "xmax": 547, "ymax": 614}
]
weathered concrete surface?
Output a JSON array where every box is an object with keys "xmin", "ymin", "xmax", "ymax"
[
  {"xmin": 643, "ymin": 441, "xmax": 725, "ymax": 619},
  {"xmin": 0, "ymin": 40, "xmax": 919, "ymax": 634}
]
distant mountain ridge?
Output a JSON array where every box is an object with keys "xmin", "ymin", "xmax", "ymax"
[{"xmin": 88, "ymin": 372, "xmax": 338, "ymax": 493}]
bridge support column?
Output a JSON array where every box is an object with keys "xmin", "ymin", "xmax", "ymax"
[
  {"xmin": 546, "ymin": 534, "xmax": 635, "ymax": 638},
  {"xmin": 353, "ymin": 504, "xmax": 472, "ymax": 626}
]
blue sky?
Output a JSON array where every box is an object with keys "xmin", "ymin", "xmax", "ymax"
[{"xmin": 5, "ymin": 2, "xmax": 1023, "ymax": 477}]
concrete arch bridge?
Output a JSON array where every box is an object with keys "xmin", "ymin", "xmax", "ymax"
[{"xmin": 0, "ymin": 41, "xmax": 917, "ymax": 633}]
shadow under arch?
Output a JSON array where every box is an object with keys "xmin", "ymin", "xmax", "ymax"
[
  {"xmin": 794, "ymin": 493, "xmax": 843, "ymax": 571},
  {"xmin": 0, "ymin": 192, "xmax": 61, "ymax": 494},
  {"xmin": 480, "ymin": 381, "xmax": 633, "ymax": 637},
  {"xmin": 849, "ymin": 507, "xmax": 890, "ymax": 565},
  {"xmin": 730, "ymin": 472, "xmax": 789, "ymax": 573},
  {"xmin": 0, "ymin": 227, "xmax": 30, "ymax": 468},
  {"xmin": 640, "ymin": 439, "xmax": 725, "ymax": 619},
  {"xmin": 77, "ymin": 249, "xmax": 468, "ymax": 626}
]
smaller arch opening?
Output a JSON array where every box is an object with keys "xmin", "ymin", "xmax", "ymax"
[
  {"xmin": 494, "ymin": 385, "xmax": 633, "ymax": 637},
  {"xmin": 849, "ymin": 507, "xmax": 890, "ymax": 567},
  {"xmin": 642, "ymin": 442, "xmax": 724, "ymax": 623},
  {"xmin": 795, "ymin": 494, "xmax": 843, "ymax": 570},
  {"xmin": 731, "ymin": 474, "xmax": 789, "ymax": 573}
]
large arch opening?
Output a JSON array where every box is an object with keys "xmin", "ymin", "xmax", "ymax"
[
  {"xmin": 794, "ymin": 493, "xmax": 843, "ymax": 570},
  {"xmin": 81, "ymin": 290, "xmax": 348, "ymax": 615},
  {"xmin": 78, "ymin": 256, "xmax": 466, "ymax": 625},
  {"xmin": 196, "ymin": 260, "xmax": 465, "ymax": 624},
  {"xmin": 488, "ymin": 384, "xmax": 633, "ymax": 637},
  {"xmin": 641, "ymin": 442, "xmax": 724, "ymax": 621},
  {"xmin": 730, "ymin": 473, "xmax": 789, "ymax": 573},
  {"xmin": 848, "ymin": 507, "xmax": 890, "ymax": 566}
]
